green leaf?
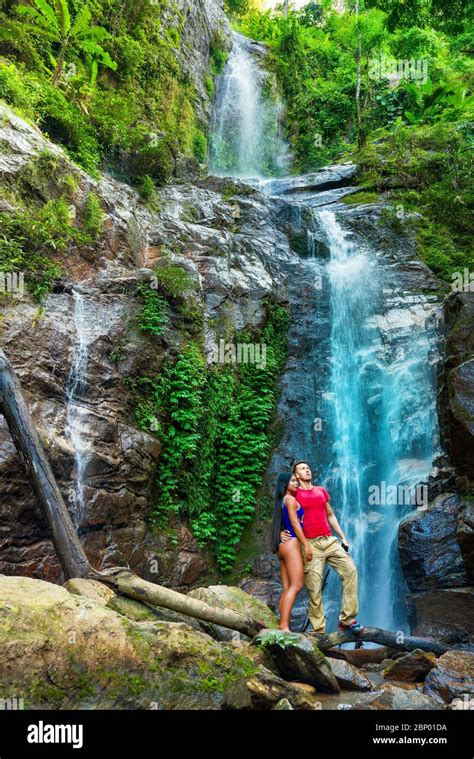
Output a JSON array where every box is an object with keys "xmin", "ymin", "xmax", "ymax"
[
  {"xmin": 54, "ymin": 0, "xmax": 71, "ymax": 36},
  {"xmin": 69, "ymin": 4, "xmax": 92, "ymax": 38},
  {"xmin": 33, "ymin": 0, "xmax": 59, "ymax": 32}
]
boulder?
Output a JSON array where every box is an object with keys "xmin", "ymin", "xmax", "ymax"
[
  {"xmin": 448, "ymin": 359, "xmax": 474, "ymax": 490},
  {"xmin": 439, "ymin": 291, "xmax": 474, "ymax": 493},
  {"xmin": 329, "ymin": 659, "xmax": 373, "ymax": 691},
  {"xmin": 0, "ymin": 575, "xmax": 258, "ymax": 709},
  {"xmin": 457, "ymin": 500, "xmax": 474, "ymax": 581},
  {"xmin": 423, "ymin": 651, "xmax": 474, "ymax": 704},
  {"xmin": 398, "ymin": 493, "xmax": 469, "ymax": 591},
  {"xmin": 63, "ymin": 578, "xmax": 116, "ymax": 606},
  {"xmin": 222, "ymin": 667, "xmax": 320, "ymax": 710},
  {"xmin": 406, "ymin": 587, "xmax": 474, "ymax": 642},
  {"xmin": 351, "ymin": 684, "xmax": 444, "ymax": 711},
  {"xmin": 273, "ymin": 697, "xmax": 294, "ymax": 710},
  {"xmin": 253, "ymin": 630, "xmax": 340, "ymax": 693},
  {"xmin": 188, "ymin": 586, "xmax": 278, "ymax": 629},
  {"xmin": 383, "ymin": 649, "xmax": 436, "ymax": 682}
]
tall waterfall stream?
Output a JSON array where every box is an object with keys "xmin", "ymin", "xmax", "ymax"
[{"xmin": 209, "ymin": 31, "xmax": 441, "ymax": 633}]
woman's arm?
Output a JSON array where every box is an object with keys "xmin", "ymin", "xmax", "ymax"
[
  {"xmin": 326, "ymin": 502, "xmax": 348, "ymax": 547},
  {"xmin": 285, "ymin": 496, "xmax": 312, "ymax": 558}
]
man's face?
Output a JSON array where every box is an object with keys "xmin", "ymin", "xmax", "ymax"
[{"xmin": 295, "ymin": 463, "xmax": 312, "ymax": 482}]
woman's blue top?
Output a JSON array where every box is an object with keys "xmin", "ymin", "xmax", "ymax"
[{"xmin": 282, "ymin": 499, "xmax": 304, "ymax": 539}]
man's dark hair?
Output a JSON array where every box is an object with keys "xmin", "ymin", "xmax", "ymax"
[{"xmin": 292, "ymin": 459, "xmax": 310, "ymax": 474}]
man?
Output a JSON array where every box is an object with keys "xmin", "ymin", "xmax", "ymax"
[{"xmin": 282, "ymin": 460, "xmax": 364, "ymax": 635}]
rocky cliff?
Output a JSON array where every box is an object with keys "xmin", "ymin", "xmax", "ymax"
[{"xmin": 0, "ymin": 103, "xmax": 294, "ymax": 585}]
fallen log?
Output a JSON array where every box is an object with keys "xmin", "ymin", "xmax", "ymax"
[
  {"xmin": 309, "ymin": 627, "xmax": 451, "ymax": 656},
  {"xmin": 100, "ymin": 568, "xmax": 265, "ymax": 638},
  {"xmin": 0, "ymin": 349, "xmax": 92, "ymax": 580}
]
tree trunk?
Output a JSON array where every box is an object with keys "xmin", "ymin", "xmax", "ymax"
[
  {"xmin": 309, "ymin": 626, "xmax": 451, "ymax": 656},
  {"xmin": 0, "ymin": 350, "xmax": 92, "ymax": 580},
  {"xmin": 52, "ymin": 39, "xmax": 67, "ymax": 85},
  {"xmin": 100, "ymin": 569, "xmax": 265, "ymax": 638}
]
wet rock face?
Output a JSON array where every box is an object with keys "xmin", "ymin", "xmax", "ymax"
[
  {"xmin": 423, "ymin": 650, "xmax": 474, "ymax": 705},
  {"xmin": 406, "ymin": 587, "xmax": 474, "ymax": 643},
  {"xmin": 398, "ymin": 493, "xmax": 470, "ymax": 591},
  {"xmin": 0, "ymin": 107, "xmax": 293, "ymax": 584},
  {"xmin": 439, "ymin": 292, "xmax": 474, "ymax": 494},
  {"xmin": 174, "ymin": 0, "xmax": 231, "ymax": 127},
  {"xmin": 398, "ymin": 493, "xmax": 474, "ymax": 642}
]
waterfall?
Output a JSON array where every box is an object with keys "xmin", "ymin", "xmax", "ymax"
[
  {"xmin": 316, "ymin": 209, "xmax": 439, "ymax": 632},
  {"xmin": 208, "ymin": 31, "xmax": 441, "ymax": 634},
  {"xmin": 209, "ymin": 32, "xmax": 290, "ymax": 178},
  {"xmin": 65, "ymin": 289, "xmax": 92, "ymax": 529}
]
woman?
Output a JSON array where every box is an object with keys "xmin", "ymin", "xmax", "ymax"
[{"xmin": 272, "ymin": 472, "xmax": 313, "ymax": 631}]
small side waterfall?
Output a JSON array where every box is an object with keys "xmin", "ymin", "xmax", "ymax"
[
  {"xmin": 65, "ymin": 289, "xmax": 92, "ymax": 528},
  {"xmin": 209, "ymin": 32, "xmax": 290, "ymax": 178}
]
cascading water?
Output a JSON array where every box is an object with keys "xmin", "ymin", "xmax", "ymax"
[
  {"xmin": 209, "ymin": 33, "xmax": 441, "ymax": 633},
  {"xmin": 65, "ymin": 289, "xmax": 92, "ymax": 529},
  {"xmin": 209, "ymin": 32, "xmax": 290, "ymax": 178},
  {"xmin": 316, "ymin": 210, "xmax": 440, "ymax": 632}
]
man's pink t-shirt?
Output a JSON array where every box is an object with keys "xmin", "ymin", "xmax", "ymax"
[{"xmin": 297, "ymin": 486, "xmax": 331, "ymax": 538}]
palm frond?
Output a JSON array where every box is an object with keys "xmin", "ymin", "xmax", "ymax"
[
  {"xmin": 54, "ymin": 0, "xmax": 71, "ymax": 37},
  {"xmin": 33, "ymin": 0, "xmax": 59, "ymax": 32},
  {"xmin": 69, "ymin": 4, "xmax": 91, "ymax": 38},
  {"xmin": 8, "ymin": 12, "xmax": 59, "ymax": 41},
  {"xmin": 75, "ymin": 24, "xmax": 110, "ymax": 43}
]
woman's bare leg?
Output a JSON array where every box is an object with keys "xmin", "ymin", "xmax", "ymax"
[
  {"xmin": 277, "ymin": 540, "xmax": 304, "ymax": 631},
  {"xmin": 279, "ymin": 558, "xmax": 289, "ymax": 622}
]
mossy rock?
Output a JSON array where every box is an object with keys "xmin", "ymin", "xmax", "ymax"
[
  {"xmin": 0, "ymin": 576, "xmax": 258, "ymax": 709},
  {"xmin": 187, "ymin": 585, "xmax": 278, "ymax": 629},
  {"xmin": 253, "ymin": 629, "xmax": 340, "ymax": 694}
]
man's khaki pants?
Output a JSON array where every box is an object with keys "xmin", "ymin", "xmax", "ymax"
[{"xmin": 302, "ymin": 535, "xmax": 358, "ymax": 633}]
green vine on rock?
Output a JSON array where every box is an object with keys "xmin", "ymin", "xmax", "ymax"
[{"xmin": 135, "ymin": 302, "xmax": 290, "ymax": 573}]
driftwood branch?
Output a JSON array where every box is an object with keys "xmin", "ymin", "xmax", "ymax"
[
  {"xmin": 309, "ymin": 627, "xmax": 451, "ymax": 656},
  {"xmin": 0, "ymin": 349, "xmax": 91, "ymax": 580},
  {"xmin": 100, "ymin": 569, "xmax": 265, "ymax": 637}
]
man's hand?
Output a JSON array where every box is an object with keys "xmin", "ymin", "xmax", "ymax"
[
  {"xmin": 280, "ymin": 530, "xmax": 292, "ymax": 543},
  {"xmin": 341, "ymin": 540, "xmax": 349, "ymax": 552},
  {"xmin": 304, "ymin": 544, "xmax": 313, "ymax": 561}
]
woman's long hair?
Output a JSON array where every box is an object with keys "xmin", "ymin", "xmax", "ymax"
[{"xmin": 271, "ymin": 472, "xmax": 292, "ymax": 554}]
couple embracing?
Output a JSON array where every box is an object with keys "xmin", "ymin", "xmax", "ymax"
[{"xmin": 272, "ymin": 460, "xmax": 364, "ymax": 635}]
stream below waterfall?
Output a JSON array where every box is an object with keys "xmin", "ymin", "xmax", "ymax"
[{"xmin": 209, "ymin": 31, "xmax": 442, "ymax": 634}]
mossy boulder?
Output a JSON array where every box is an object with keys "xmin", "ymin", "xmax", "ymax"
[
  {"xmin": 63, "ymin": 578, "xmax": 116, "ymax": 606},
  {"xmin": 252, "ymin": 630, "xmax": 340, "ymax": 694},
  {"xmin": 187, "ymin": 585, "xmax": 278, "ymax": 629},
  {"xmin": 222, "ymin": 667, "xmax": 321, "ymax": 710},
  {"xmin": 383, "ymin": 649, "xmax": 437, "ymax": 683},
  {"xmin": 0, "ymin": 575, "xmax": 257, "ymax": 709}
]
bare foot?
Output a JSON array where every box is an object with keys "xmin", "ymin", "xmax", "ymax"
[{"xmin": 279, "ymin": 626, "xmax": 291, "ymax": 632}]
